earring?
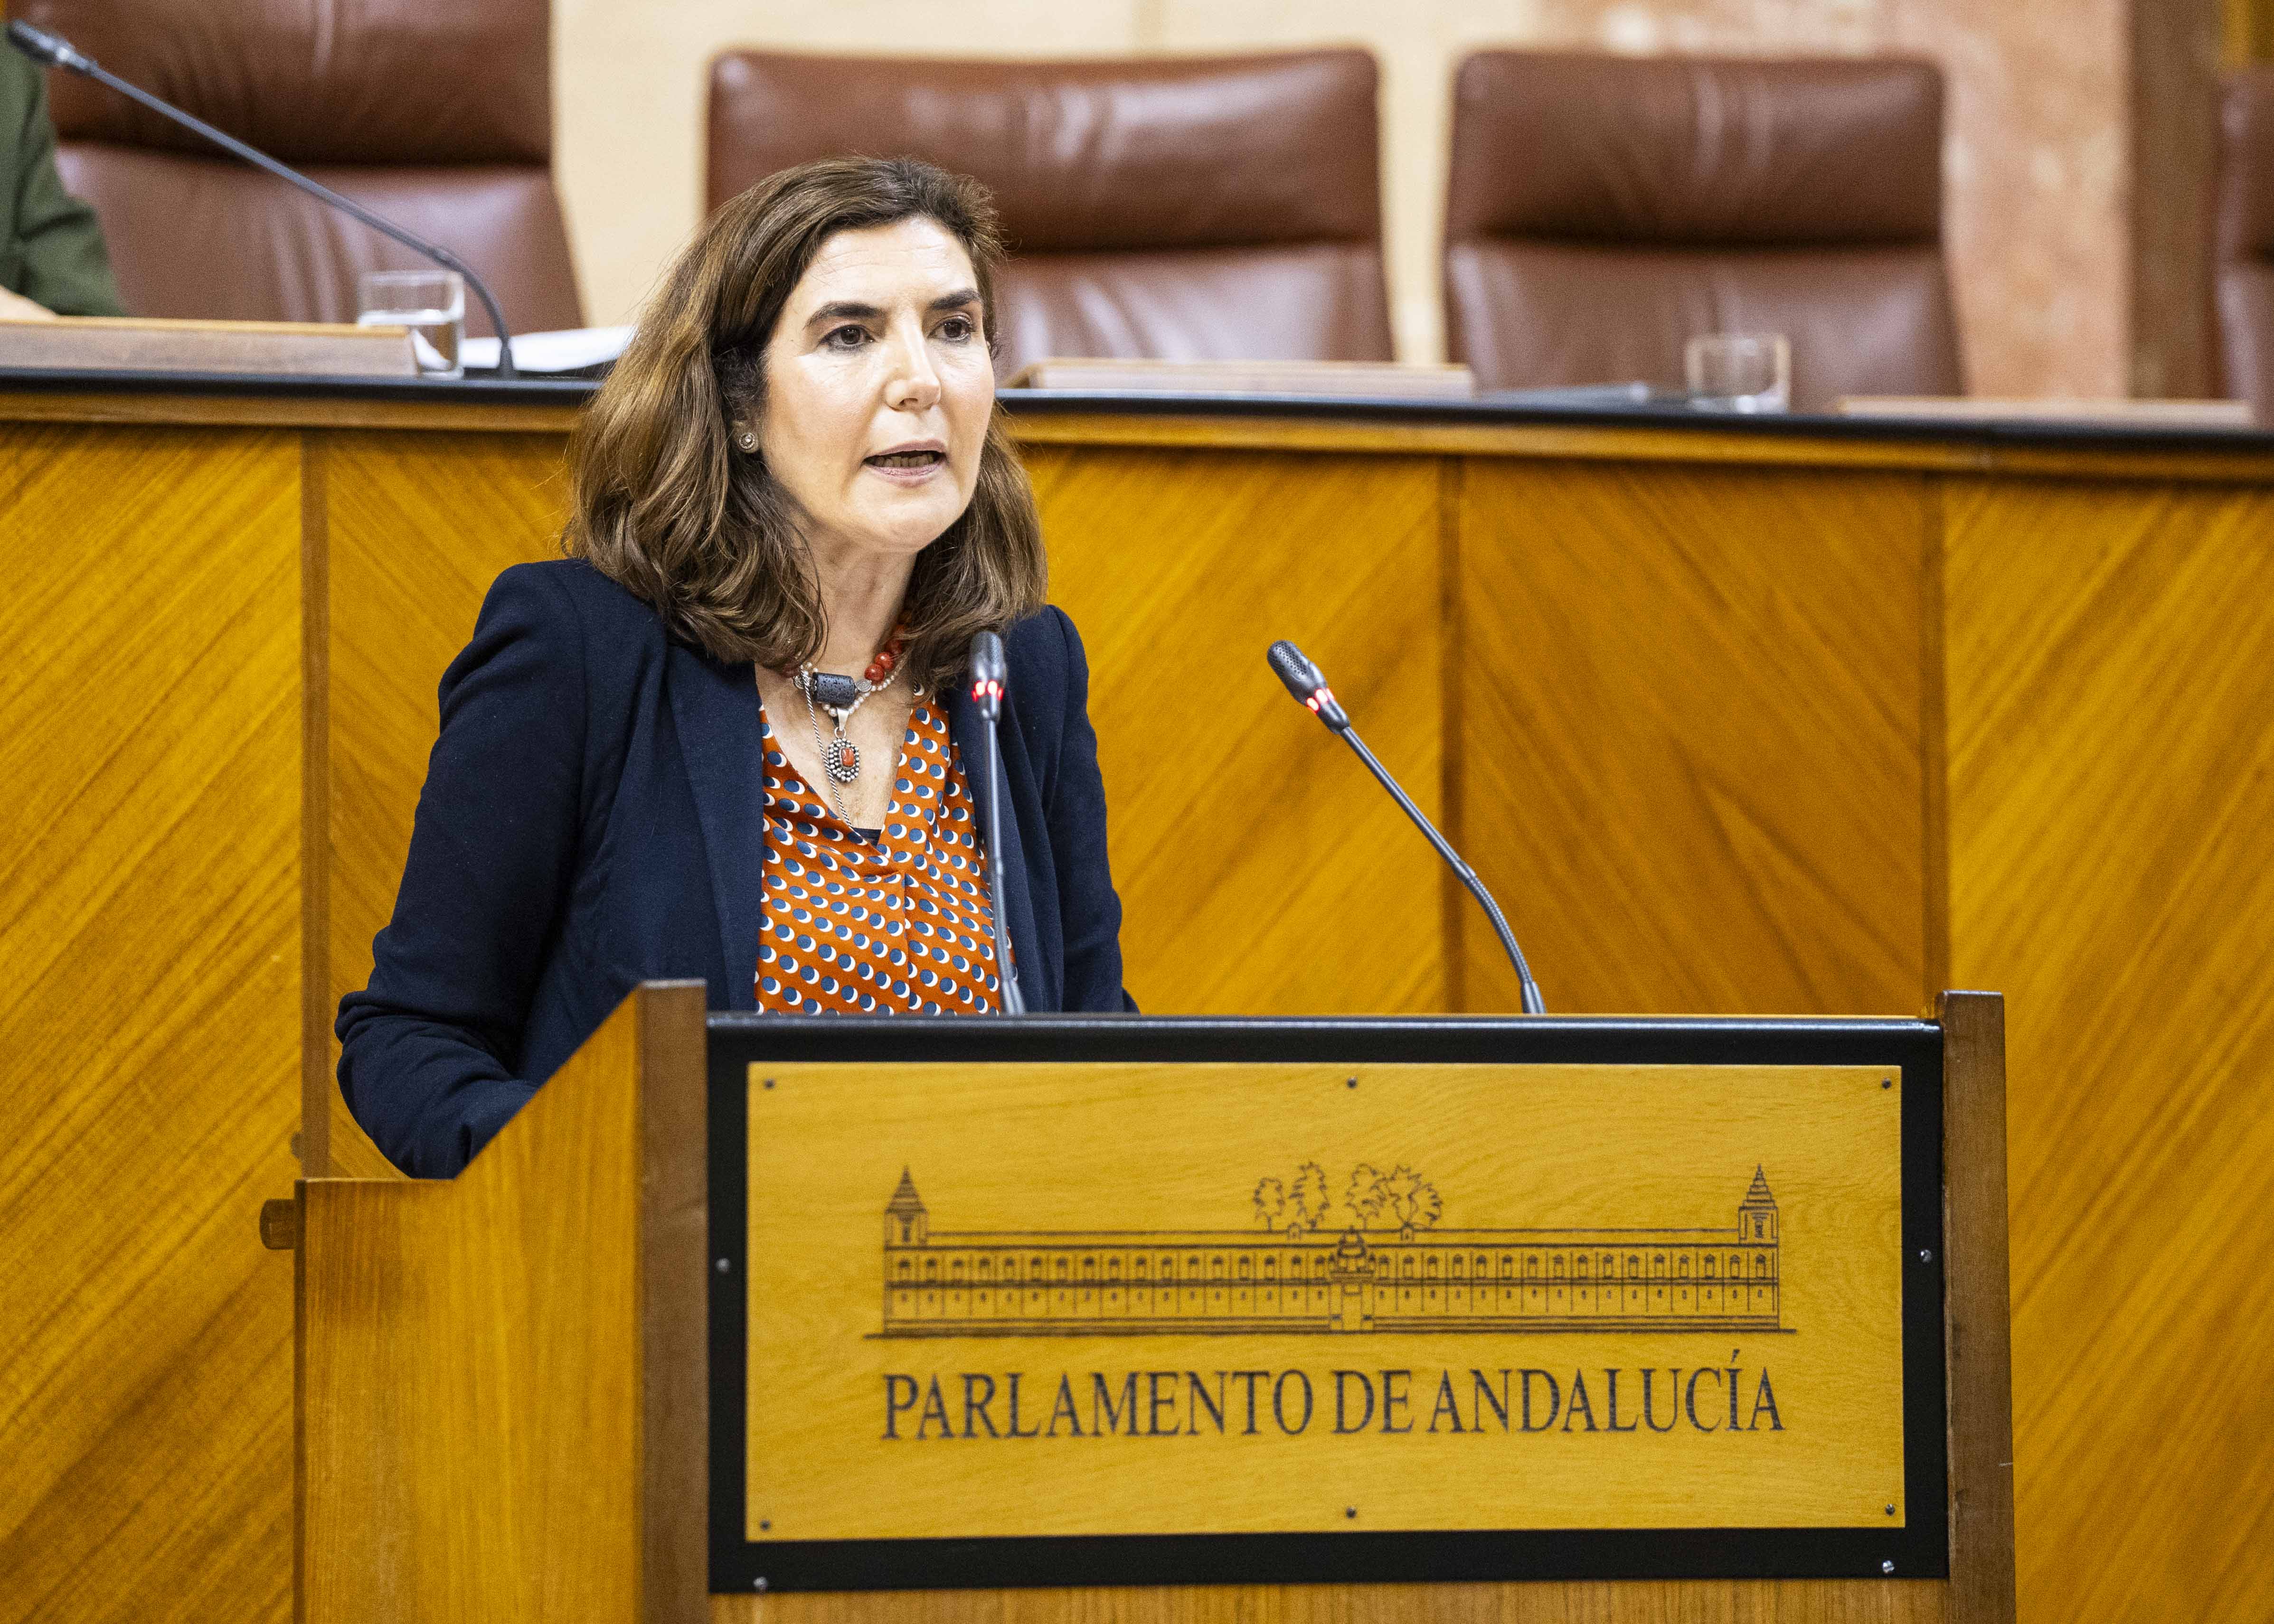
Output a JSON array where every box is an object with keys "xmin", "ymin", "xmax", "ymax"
[{"xmin": 737, "ymin": 430, "xmax": 758, "ymax": 452}]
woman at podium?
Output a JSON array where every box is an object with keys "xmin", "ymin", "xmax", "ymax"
[{"xmin": 337, "ymin": 158, "xmax": 1131, "ymax": 1178}]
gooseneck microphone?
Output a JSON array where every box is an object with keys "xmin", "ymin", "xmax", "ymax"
[
  {"xmin": 1267, "ymin": 639, "xmax": 1547, "ymax": 1015},
  {"xmin": 968, "ymin": 632, "xmax": 1027, "ymax": 1015},
  {"xmin": 6, "ymin": 19, "xmax": 518, "ymax": 376}
]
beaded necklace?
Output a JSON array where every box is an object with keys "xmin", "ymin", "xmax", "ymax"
[{"xmin": 783, "ymin": 625, "xmax": 910, "ymax": 823}]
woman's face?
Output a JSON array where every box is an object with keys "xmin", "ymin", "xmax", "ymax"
[{"xmin": 755, "ymin": 216, "xmax": 995, "ymax": 566}]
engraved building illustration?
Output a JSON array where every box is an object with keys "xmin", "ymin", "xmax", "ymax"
[{"xmin": 880, "ymin": 1167, "xmax": 1781, "ymax": 1335}]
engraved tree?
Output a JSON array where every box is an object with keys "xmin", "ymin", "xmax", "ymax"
[
  {"xmin": 1408, "ymin": 1182, "xmax": 1443, "ymax": 1231},
  {"xmin": 1252, "ymin": 1177, "xmax": 1286, "ymax": 1230},
  {"xmin": 1344, "ymin": 1163, "xmax": 1389, "ymax": 1230},
  {"xmin": 1383, "ymin": 1165, "xmax": 1443, "ymax": 1236},
  {"xmin": 1286, "ymin": 1161, "xmax": 1332, "ymax": 1237}
]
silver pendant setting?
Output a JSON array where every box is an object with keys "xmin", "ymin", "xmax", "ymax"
[{"xmin": 790, "ymin": 657, "xmax": 898, "ymax": 822}]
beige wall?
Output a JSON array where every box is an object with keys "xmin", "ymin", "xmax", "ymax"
[{"xmin": 554, "ymin": 0, "xmax": 2137, "ymax": 397}]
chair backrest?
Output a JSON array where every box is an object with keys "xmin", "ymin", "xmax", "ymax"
[
  {"xmin": 706, "ymin": 50, "xmax": 1392, "ymax": 377},
  {"xmin": 2214, "ymin": 67, "xmax": 2274, "ymax": 407},
  {"xmin": 1444, "ymin": 52, "xmax": 1962, "ymax": 409},
  {"xmin": 21, "ymin": 0, "xmax": 581, "ymax": 336}
]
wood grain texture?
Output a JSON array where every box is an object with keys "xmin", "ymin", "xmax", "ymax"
[
  {"xmin": 9, "ymin": 387, "xmax": 2274, "ymax": 481},
  {"xmin": 1011, "ymin": 412, "xmax": 1997, "ymax": 472},
  {"xmin": 297, "ymin": 982, "xmax": 709, "ymax": 1624},
  {"xmin": 1938, "ymin": 994, "xmax": 2016, "ymax": 1624},
  {"xmin": 643, "ymin": 983, "xmax": 713, "ymax": 1624},
  {"xmin": 0, "ymin": 422, "xmax": 301, "ymax": 1624},
  {"xmin": 1944, "ymin": 477, "xmax": 2274, "ymax": 1621},
  {"xmin": 3, "ymin": 393, "xmax": 2256, "ymax": 1622},
  {"xmin": 1028, "ymin": 446, "xmax": 1449, "ymax": 1014},
  {"xmin": 745, "ymin": 1061, "xmax": 1901, "ymax": 1541},
  {"xmin": 300, "ymin": 432, "xmax": 334, "ymax": 1177},
  {"xmin": 717, "ymin": 1577, "xmax": 1944, "ymax": 1622},
  {"xmin": 0, "ymin": 386, "xmax": 584, "ymax": 434},
  {"xmin": 320, "ymin": 429, "xmax": 572, "ymax": 1176},
  {"xmin": 1016, "ymin": 410, "xmax": 2274, "ymax": 486},
  {"xmin": 0, "ymin": 315, "xmax": 416, "ymax": 378},
  {"xmin": 1456, "ymin": 460, "xmax": 1931, "ymax": 1016}
]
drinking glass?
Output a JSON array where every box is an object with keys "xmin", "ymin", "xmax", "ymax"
[
  {"xmin": 1685, "ymin": 332, "xmax": 1791, "ymax": 413},
  {"xmin": 358, "ymin": 269, "xmax": 464, "ymax": 379}
]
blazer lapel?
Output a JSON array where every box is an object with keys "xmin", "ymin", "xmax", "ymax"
[
  {"xmin": 946, "ymin": 683, "xmax": 1046, "ymax": 1011},
  {"xmin": 668, "ymin": 645, "xmax": 765, "ymax": 1012}
]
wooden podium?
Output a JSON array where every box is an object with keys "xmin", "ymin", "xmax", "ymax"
[{"xmin": 275, "ymin": 986, "xmax": 2014, "ymax": 1623}]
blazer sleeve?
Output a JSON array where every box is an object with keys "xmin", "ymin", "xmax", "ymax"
[
  {"xmin": 3, "ymin": 54, "xmax": 126, "ymax": 317},
  {"xmin": 1044, "ymin": 608, "xmax": 1136, "ymax": 1012},
  {"xmin": 335, "ymin": 564, "xmax": 590, "ymax": 1176}
]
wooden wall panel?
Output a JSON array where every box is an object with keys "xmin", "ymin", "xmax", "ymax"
[
  {"xmin": 1028, "ymin": 447, "xmax": 1449, "ymax": 1014},
  {"xmin": 0, "ymin": 423, "xmax": 300, "ymax": 1624},
  {"xmin": 1944, "ymin": 476, "xmax": 2274, "ymax": 1621},
  {"xmin": 319, "ymin": 430, "xmax": 570, "ymax": 1176},
  {"xmin": 8, "ymin": 393, "xmax": 2255, "ymax": 1623},
  {"xmin": 1456, "ymin": 460, "xmax": 1932, "ymax": 1017}
]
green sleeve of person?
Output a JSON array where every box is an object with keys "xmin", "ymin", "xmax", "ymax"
[{"xmin": 2, "ymin": 47, "xmax": 126, "ymax": 317}]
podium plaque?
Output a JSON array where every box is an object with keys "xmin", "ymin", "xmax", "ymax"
[{"xmin": 707, "ymin": 1016, "xmax": 1948, "ymax": 1591}]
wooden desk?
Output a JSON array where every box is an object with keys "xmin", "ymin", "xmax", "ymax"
[{"xmin": 4, "ymin": 376, "xmax": 2270, "ymax": 1623}]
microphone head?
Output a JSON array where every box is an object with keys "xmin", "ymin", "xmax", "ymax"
[
  {"xmin": 968, "ymin": 629, "xmax": 1006, "ymax": 686},
  {"xmin": 968, "ymin": 629, "xmax": 1006, "ymax": 714},
  {"xmin": 1266, "ymin": 639, "xmax": 1321, "ymax": 700},
  {"xmin": 1266, "ymin": 639, "xmax": 1349, "ymax": 730},
  {"xmin": 6, "ymin": 19, "xmax": 92, "ymax": 72}
]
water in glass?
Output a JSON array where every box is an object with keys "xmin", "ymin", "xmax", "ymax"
[{"xmin": 358, "ymin": 270, "xmax": 465, "ymax": 378}]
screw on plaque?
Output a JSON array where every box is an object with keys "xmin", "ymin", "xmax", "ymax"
[
  {"xmin": 1881, "ymin": 1078, "xmax": 1893, "ymax": 1089},
  {"xmin": 1344, "ymin": 1507, "xmax": 1358, "ymax": 1519},
  {"xmin": 1345, "ymin": 1076, "xmax": 1359, "ymax": 1089},
  {"xmin": 755, "ymin": 1577, "xmax": 770, "ymax": 1591},
  {"xmin": 760, "ymin": 1520, "xmax": 772, "ymax": 1531},
  {"xmin": 763, "ymin": 1077, "xmax": 775, "ymax": 1089},
  {"xmin": 716, "ymin": 1258, "xmax": 731, "ymax": 1273},
  {"xmin": 1885, "ymin": 1504, "xmax": 1897, "ymax": 1516},
  {"xmin": 1918, "ymin": 1248, "xmax": 1934, "ymax": 1263},
  {"xmin": 1881, "ymin": 1560, "xmax": 1895, "ymax": 1575}
]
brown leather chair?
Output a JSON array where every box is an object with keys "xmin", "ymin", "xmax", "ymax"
[
  {"xmin": 706, "ymin": 50, "xmax": 1392, "ymax": 377},
  {"xmin": 20, "ymin": 0, "xmax": 581, "ymax": 336},
  {"xmin": 2214, "ymin": 67, "xmax": 2274, "ymax": 408},
  {"xmin": 1444, "ymin": 52, "xmax": 1962, "ymax": 409}
]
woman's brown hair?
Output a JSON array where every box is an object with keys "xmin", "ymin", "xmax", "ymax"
[{"xmin": 564, "ymin": 156, "xmax": 1045, "ymax": 693}]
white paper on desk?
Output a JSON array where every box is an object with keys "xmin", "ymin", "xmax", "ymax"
[{"xmin": 464, "ymin": 325, "xmax": 634, "ymax": 373}]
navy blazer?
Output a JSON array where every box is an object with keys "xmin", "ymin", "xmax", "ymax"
[{"xmin": 337, "ymin": 559, "xmax": 1131, "ymax": 1177}]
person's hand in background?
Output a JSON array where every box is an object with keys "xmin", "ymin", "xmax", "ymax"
[{"xmin": 0, "ymin": 286, "xmax": 58, "ymax": 320}]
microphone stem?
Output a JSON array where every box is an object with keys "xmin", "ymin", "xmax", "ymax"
[
  {"xmin": 82, "ymin": 62, "xmax": 518, "ymax": 376},
  {"xmin": 1339, "ymin": 726, "xmax": 1546, "ymax": 1016},
  {"xmin": 980, "ymin": 710, "xmax": 1026, "ymax": 1015}
]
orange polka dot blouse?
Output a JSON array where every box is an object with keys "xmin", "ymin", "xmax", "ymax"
[{"xmin": 753, "ymin": 694, "xmax": 1007, "ymax": 1015}]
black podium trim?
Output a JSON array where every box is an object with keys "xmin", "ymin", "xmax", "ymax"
[{"xmin": 706, "ymin": 1015, "xmax": 1947, "ymax": 1592}]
